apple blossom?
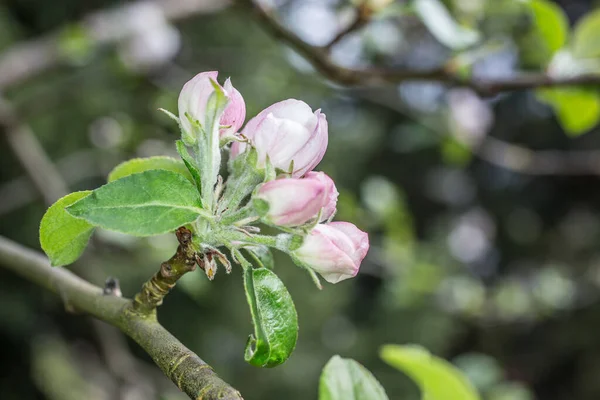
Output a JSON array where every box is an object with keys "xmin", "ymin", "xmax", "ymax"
[
  {"xmin": 292, "ymin": 222, "xmax": 369, "ymax": 284},
  {"xmin": 178, "ymin": 71, "xmax": 245, "ymax": 143},
  {"xmin": 231, "ymin": 99, "xmax": 328, "ymax": 177},
  {"xmin": 254, "ymin": 171, "xmax": 338, "ymax": 227}
]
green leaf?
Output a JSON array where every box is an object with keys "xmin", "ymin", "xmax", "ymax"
[
  {"xmin": 573, "ymin": 9, "xmax": 600, "ymax": 58},
  {"xmin": 40, "ymin": 191, "xmax": 94, "ymax": 266},
  {"xmin": 175, "ymin": 140, "xmax": 203, "ymax": 194},
  {"xmin": 107, "ymin": 156, "xmax": 193, "ymax": 183},
  {"xmin": 536, "ymin": 88, "xmax": 600, "ymax": 136},
  {"xmin": 319, "ymin": 355, "xmax": 389, "ymax": 400},
  {"xmin": 380, "ymin": 344, "xmax": 481, "ymax": 400},
  {"xmin": 67, "ymin": 170, "xmax": 206, "ymax": 236},
  {"xmin": 414, "ymin": 0, "xmax": 480, "ymax": 50},
  {"xmin": 529, "ymin": 0, "xmax": 568, "ymax": 55},
  {"xmin": 244, "ymin": 267, "xmax": 298, "ymax": 367}
]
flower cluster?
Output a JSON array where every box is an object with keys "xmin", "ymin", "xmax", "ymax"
[{"xmin": 177, "ymin": 71, "xmax": 369, "ymax": 284}]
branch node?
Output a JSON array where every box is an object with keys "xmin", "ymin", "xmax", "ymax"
[{"xmin": 103, "ymin": 277, "xmax": 122, "ymax": 297}]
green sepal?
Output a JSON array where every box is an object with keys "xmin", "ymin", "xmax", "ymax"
[
  {"xmin": 252, "ymin": 198, "xmax": 269, "ymax": 216},
  {"xmin": 243, "ymin": 267, "xmax": 298, "ymax": 368},
  {"xmin": 107, "ymin": 156, "xmax": 193, "ymax": 183},
  {"xmin": 288, "ymin": 234, "xmax": 304, "ymax": 252},
  {"xmin": 220, "ymin": 147, "xmax": 265, "ymax": 214},
  {"xmin": 176, "ymin": 140, "xmax": 203, "ymax": 195},
  {"xmin": 39, "ymin": 191, "xmax": 94, "ymax": 266},
  {"xmin": 157, "ymin": 108, "xmax": 180, "ymax": 124},
  {"xmin": 229, "ymin": 146, "xmax": 260, "ymax": 178},
  {"xmin": 181, "ymin": 112, "xmax": 199, "ymax": 146}
]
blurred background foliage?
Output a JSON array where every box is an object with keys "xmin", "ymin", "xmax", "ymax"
[{"xmin": 2, "ymin": 0, "xmax": 600, "ymax": 399}]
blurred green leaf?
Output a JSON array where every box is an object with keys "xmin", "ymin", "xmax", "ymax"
[
  {"xmin": 244, "ymin": 267, "xmax": 298, "ymax": 367},
  {"xmin": 414, "ymin": 0, "xmax": 480, "ymax": 50},
  {"xmin": 529, "ymin": 0, "xmax": 568, "ymax": 55},
  {"xmin": 0, "ymin": 7, "xmax": 21, "ymax": 51},
  {"xmin": 488, "ymin": 382, "xmax": 535, "ymax": 400},
  {"xmin": 537, "ymin": 88, "xmax": 600, "ymax": 136},
  {"xmin": 107, "ymin": 156, "xmax": 193, "ymax": 183},
  {"xmin": 319, "ymin": 355, "xmax": 389, "ymax": 400},
  {"xmin": 40, "ymin": 191, "xmax": 94, "ymax": 267},
  {"xmin": 492, "ymin": 279, "xmax": 534, "ymax": 321},
  {"xmin": 573, "ymin": 9, "xmax": 600, "ymax": 59},
  {"xmin": 453, "ymin": 353, "xmax": 504, "ymax": 392},
  {"xmin": 32, "ymin": 336, "xmax": 91, "ymax": 400},
  {"xmin": 380, "ymin": 344, "xmax": 481, "ymax": 400},
  {"xmin": 67, "ymin": 170, "xmax": 205, "ymax": 236},
  {"xmin": 58, "ymin": 24, "xmax": 94, "ymax": 65},
  {"xmin": 441, "ymin": 136, "xmax": 473, "ymax": 166}
]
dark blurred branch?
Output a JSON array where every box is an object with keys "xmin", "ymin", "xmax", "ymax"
[
  {"xmin": 359, "ymin": 89, "xmax": 600, "ymax": 176},
  {"xmin": 0, "ymin": 149, "xmax": 103, "ymax": 216},
  {"xmin": 238, "ymin": 0, "xmax": 600, "ymax": 94},
  {"xmin": 0, "ymin": 98, "xmax": 68, "ymax": 204},
  {"xmin": 324, "ymin": 4, "xmax": 370, "ymax": 50},
  {"xmin": 0, "ymin": 236, "xmax": 243, "ymax": 400},
  {"xmin": 474, "ymin": 136, "xmax": 600, "ymax": 175},
  {"xmin": 0, "ymin": 0, "xmax": 229, "ymax": 91}
]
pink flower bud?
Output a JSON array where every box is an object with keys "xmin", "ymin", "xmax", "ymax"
[
  {"xmin": 293, "ymin": 222, "xmax": 369, "ymax": 284},
  {"xmin": 220, "ymin": 78, "xmax": 246, "ymax": 137},
  {"xmin": 255, "ymin": 171, "xmax": 337, "ymax": 227},
  {"xmin": 231, "ymin": 99, "xmax": 328, "ymax": 177},
  {"xmin": 305, "ymin": 171, "xmax": 338, "ymax": 221},
  {"xmin": 178, "ymin": 71, "xmax": 246, "ymax": 140}
]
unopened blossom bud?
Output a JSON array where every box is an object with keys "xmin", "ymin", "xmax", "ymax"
[
  {"xmin": 254, "ymin": 171, "xmax": 337, "ymax": 227},
  {"xmin": 178, "ymin": 71, "xmax": 246, "ymax": 144},
  {"xmin": 231, "ymin": 99, "xmax": 328, "ymax": 177},
  {"xmin": 220, "ymin": 78, "xmax": 246, "ymax": 138},
  {"xmin": 292, "ymin": 222, "xmax": 369, "ymax": 284},
  {"xmin": 305, "ymin": 171, "xmax": 338, "ymax": 221}
]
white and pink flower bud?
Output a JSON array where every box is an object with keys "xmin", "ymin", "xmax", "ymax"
[
  {"xmin": 306, "ymin": 171, "xmax": 338, "ymax": 221},
  {"xmin": 178, "ymin": 71, "xmax": 246, "ymax": 143},
  {"xmin": 255, "ymin": 171, "xmax": 338, "ymax": 227},
  {"xmin": 292, "ymin": 222, "xmax": 369, "ymax": 284},
  {"xmin": 231, "ymin": 99, "xmax": 328, "ymax": 177}
]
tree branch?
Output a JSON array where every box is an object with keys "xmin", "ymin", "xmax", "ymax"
[
  {"xmin": 358, "ymin": 89, "xmax": 600, "ymax": 177},
  {"xmin": 238, "ymin": 0, "xmax": 600, "ymax": 94},
  {"xmin": 0, "ymin": 0, "xmax": 229, "ymax": 91},
  {"xmin": 0, "ymin": 235, "xmax": 242, "ymax": 400},
  {"xmin": 132, "ymin": 227, "xmax": 198, "ymax": 315},
  {"xmin": 0, "ymin": 98, "xmax": 68, "ymax": 204},
  {"xmin": 323, "ymin": 4, "xmax": 370, "ymax": 50}
]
